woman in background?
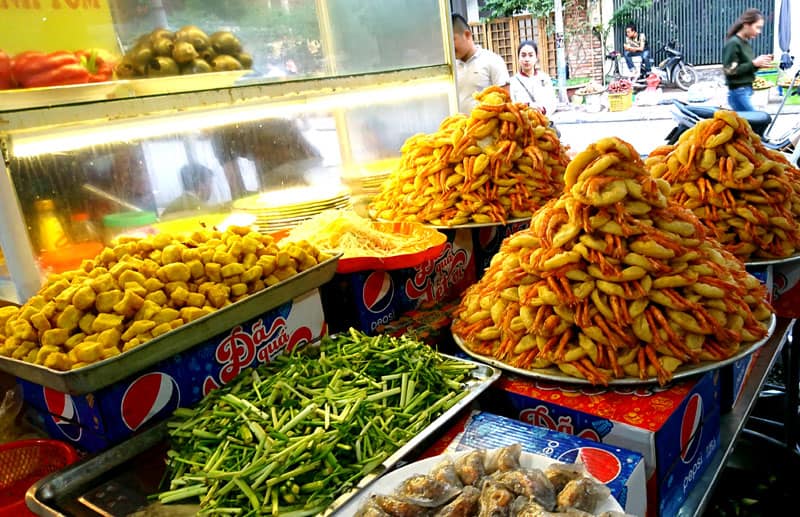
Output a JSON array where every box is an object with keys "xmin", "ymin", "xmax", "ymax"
[
  {"xmin": 510, "ymin": 40, "xmax": 557, "ymax": 116},
  {"xmin": 723, "ymin": 8, "xmax": 773, "ymax": 111}
]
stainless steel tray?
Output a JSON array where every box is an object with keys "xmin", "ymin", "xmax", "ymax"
[
  {"xmin": 744, "ymin": 252, "xmax": 800, "ymax": 266},
  {"xmin": 454, "ymin": 313, "xmax": 777, "ymax": 386},
  {"xmin": 0, "ymin": 254, "xmax": 341, "ymax": 395},
  {"xmin": 26, "ymin": 354, "xmax": 500, "ymax": 517}
]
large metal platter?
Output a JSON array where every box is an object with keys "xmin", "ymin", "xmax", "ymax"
[
  {"xmin": 26, "ymin": 355, "xmax": 501, "ymax": 517},
  {"xmin": 374, "ymin": 216, "xmax": 531, "ymax": 230},
  {"xmin": 423, "ymin": 217, "xmax": 532, "ymax": 230},
  {"xmin": 0, "ymin": 254, "xmax": 341, "ymax": 395},
  {"xmin": 453, "ymin": 313, "xmax": 777, "ymax": 386},
  {"xmin": 744, "ymin": 252, "xmax": 800, "ymax": 267},
  {"xmin": 334, "ymin": 450, "xmax": 625, "ymax": 515}
]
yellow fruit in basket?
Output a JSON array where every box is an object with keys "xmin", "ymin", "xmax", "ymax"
[{"xmin": 752, "ymin": 77, "xmax": 771, "ymax": 89}]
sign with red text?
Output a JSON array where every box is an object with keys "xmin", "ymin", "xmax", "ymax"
[{"xmin": 1, "ymin": 0, "xmax": 119, "ymax": 56}]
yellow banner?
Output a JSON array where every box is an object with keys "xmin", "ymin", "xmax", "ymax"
[{"xmin": 0, "ymin": 0, "xmax": 119, "ymax": 56}]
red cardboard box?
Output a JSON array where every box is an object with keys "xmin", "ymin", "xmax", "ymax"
[
  {"xmin": 772, "ymin": 261, "xmax": 800, "ymax": 317},
  {"xmin": 488, "ymin": 371, "xmax": 720, "ymax": 517}
]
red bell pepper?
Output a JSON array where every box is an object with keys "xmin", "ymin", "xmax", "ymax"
[
  {"xmin": 11, "ymin": 51, "xmax": 90, "ymax": 88},
  {"xmin": 0, "ymin": 50, "xmax": 12, "ymax": 89},
  {"xmin": 76, "ymin": 49, "xmax": 114, "ymax": 83}
]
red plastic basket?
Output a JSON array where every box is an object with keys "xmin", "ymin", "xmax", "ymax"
[{"xmin": 0, "ymin": 439, "xmax": 79, "ymax": 516}]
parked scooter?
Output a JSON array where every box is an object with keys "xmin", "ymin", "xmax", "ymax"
[
  {"xmin": 665, "ymin": 68, "xmax": 800, "ymax": 165},
  {"xmin": 647, "ymin": 42, "xmax": 698, "ymax": 91},
  {"xmin": 606, "ymin": 42, "xmax": 698, "ymax": 91}
]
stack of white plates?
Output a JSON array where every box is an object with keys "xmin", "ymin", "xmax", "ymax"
[{"xmin": 233, "ymin": 185, "xmax": 351, "ymax": 233}]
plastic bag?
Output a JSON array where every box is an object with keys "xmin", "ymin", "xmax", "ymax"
[{"xmin": 0, "ymin": 385, "xmax": 36, "ymax": 444}]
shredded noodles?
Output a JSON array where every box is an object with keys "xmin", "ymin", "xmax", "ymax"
[{"xmin": 288, "ymin": 210, "xmax": 434, "ymax": 258}]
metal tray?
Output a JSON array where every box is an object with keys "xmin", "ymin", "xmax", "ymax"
[
  {"xmin": 744, "ymin": 252, "xmax": 800, "ymax": 266},
  {"xmin": 454, "ymin": 313, "xmax": 777, "ymax": 386},
  {"xmin": 0, "ymin": 254, "xmax": 341, "ymax": 395},
  {"xmin": 375, "ymin": 216, "xmax": 531, "ymax": 230},
  {"xmin": 26, "ymin": 355, "xmax": 501, "ymax": 517}
]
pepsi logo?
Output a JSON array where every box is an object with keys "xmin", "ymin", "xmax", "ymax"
[
  {"xmin": 680, "ymin": 393, "xmax": 704, "ymax": 464},
  {"xmin": 362, "ymin": 271, "xmax": 394, "ymax": 314},
  {"xmin": 43, "ymin": 387, "xmax": 82, "ymax": 441},
  {"xmin": 478, "ymin": 227, "xmax": 500, "ymax": 249},
  {"xmin": 773, "ymin": 272, "xmax": 787, "ymax": 291},
  {"xmin": 557, "ymin": 447, "xmax": 621, "ymax": 484},
  {"xmin": 120, "ymin": 372, "xmax": 181, "ymax": 431}
]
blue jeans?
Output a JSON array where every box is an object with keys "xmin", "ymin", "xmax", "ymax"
[
  {"xmin": 623, "ymin": 49, "xmax": 650, "ymax": 74},
  {"xmin": 728, "ymin": 86, "xmax": 754, "ymax": 111}
]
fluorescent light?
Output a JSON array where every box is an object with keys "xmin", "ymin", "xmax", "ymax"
[{"xmin": 12, "ymin": 79, "xmax": 452, "ymax": 158}]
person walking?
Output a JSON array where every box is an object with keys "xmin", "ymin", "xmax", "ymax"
[
  {"xmin": 723, "ymin": 8, "xmax": 774, "ymax": 111},
  {"xmin": 452, "ymin": 13, "xmax": 509, "ymax": 113},
  {"xmin": 509, "ymin": 40, "xmax": 557, "ymax": 116}
]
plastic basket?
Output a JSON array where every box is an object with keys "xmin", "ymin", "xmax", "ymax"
[
  {"xmin": 756, "ymin": 69, "xmax": 778, "ymax": 84},
  {"xmin": 0, "ymin": 439, "xmax": 78, "ymax": 516},
  {"xmin": 785, "ymin": 89, "xmax": 800, "ymax": 105},
  {"xmin": 608, "ymin": 91, "xmax": 633, "ymax": 112}
]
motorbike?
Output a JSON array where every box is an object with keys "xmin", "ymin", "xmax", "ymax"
[
  {"xmin": 606, "ymin": 41, "xmax": 698, "ymax": 91},
  {"xmin": 665, "ymin": 68, "xmax": 800, "ymax": 166},
  {"xmin": 649, "ymin": 42, "xmax": 698, "ymax": 91}
]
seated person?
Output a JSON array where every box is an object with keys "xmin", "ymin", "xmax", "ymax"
[
  {"xmin": 162, "ymin": 163, "xmax": 215, "ymax": 216},
  {"xmin": 623, "ymin": 23, "xmax": 650, "ymax": 77}
]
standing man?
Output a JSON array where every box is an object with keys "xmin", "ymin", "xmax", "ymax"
[
  {"xmin": 452, "ymin": 13, "xmax": 510, "ymax": 113},
  {"xmin": 623, "ymin": 23, "xmax": 650, "ymax": 77}
]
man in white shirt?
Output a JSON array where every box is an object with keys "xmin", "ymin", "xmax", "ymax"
[{"xmin": 452, "ymin": 13, "xmax": 510, "ymax": 113}]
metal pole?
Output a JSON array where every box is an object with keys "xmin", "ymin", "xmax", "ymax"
[{"xmin": 554, "ymin": 0, "xmax": 568, "ymax": 103}]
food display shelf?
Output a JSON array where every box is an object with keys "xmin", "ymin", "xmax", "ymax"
[{"xmin": 677, "ymin": 316, "xmax": 795, "ymax": 517}]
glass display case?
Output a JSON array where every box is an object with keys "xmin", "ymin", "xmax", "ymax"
[{"xmin": 0, "ymin": 0, "xmax": 457, "ymax": 303}]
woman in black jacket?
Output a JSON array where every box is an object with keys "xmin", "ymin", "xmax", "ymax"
[{"xmin": 723, "ymin": 8, "xmax": 773, "ymax": 111}]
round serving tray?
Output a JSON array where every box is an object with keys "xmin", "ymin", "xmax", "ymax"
[
  {"xmin": 374, "ymin": 216, "xmax": 531, "ymax": 230},
  {"xmin": 423, "ymin": 217, "xmax": 532, "ymax": 230},
  {"xmin": 744, "ymin": 252, "xmax": 800, "ymax": 267},
  {"xmin": 453, "ymin": 313, "xmax": 776, "ymax": 386}
]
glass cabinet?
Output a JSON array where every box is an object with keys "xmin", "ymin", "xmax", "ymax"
[{"xmin": 0, "ymin": 0, "xmax": 457, "ymax": 303}]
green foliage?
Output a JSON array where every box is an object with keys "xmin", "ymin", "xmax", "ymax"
[
  {"xmin": 484, "ymin": 0, "xmax": 652, "ymax": 25},
  {"xmin": 607, "ymin": 0, "xmax": 653, "ymax": 27},
  {"xmin": 483, "ymin": 0, "xmax": 555, "ymax": 19}
]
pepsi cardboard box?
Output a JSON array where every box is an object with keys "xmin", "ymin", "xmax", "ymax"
[
  {"xmin": 771, "ymin": 261, "xmax": 800, "ymax": 318},
  {"xmin": 745, "ymin": 264, "xmax": 773, "ymax": 304},
  {"xmin": 442, "ymin": 411, "xmax": 647, "ymax": 516},
  {"xmin": 488, "ymin": 371, "xmax": 720, "ymax": 517},
  {"xmin": 719, "ymin": 348, "xmax": 762, "ymax": 413},
  {"xmin": 321, "ymin": 231, "xmax": 477, "ymax": 335},
  {"xmin": 320, "ymin": 221, "xmax": 529, "ymax": 335},
  {"xmin": 20, "ymin": 289, "xmax": 326, "ymax": 452},
  {"xmin": 374, "ymin": 299, "xmax": 461, "ymax": 353},
  {"xmin": 469, "ymin": 219, "xmax": 530, "ymax": 274}
]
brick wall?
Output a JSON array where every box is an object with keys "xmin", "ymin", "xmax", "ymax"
[{"xmin": 563, "ymin": 0, "xmax": 603, "ymax": 81}]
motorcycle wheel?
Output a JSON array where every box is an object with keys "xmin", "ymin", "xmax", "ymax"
[{"xmin": 675, "ymin": 64, "xmax": 698, "ymax": 90}]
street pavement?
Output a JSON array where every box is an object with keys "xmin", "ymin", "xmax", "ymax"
[{"xmin": 550, "ymin": 80, "xmax": 800, "ymax": 157}]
